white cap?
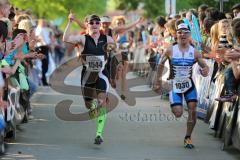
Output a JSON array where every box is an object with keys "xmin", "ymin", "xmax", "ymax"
[
  {"xmin": 169, "ymin": 14, "xmax": 175, "ymax": 18},
  {"xmin": 177, "ymin": 23, "xmax": 190, "ymax": 32},
  {"xmin": 100, "ymin": 16, "xmax": 111, "ymax": 23}
]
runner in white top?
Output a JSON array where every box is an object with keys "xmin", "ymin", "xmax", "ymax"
[{"xmin": 157, "ymin": 23, "xmax": 209, "ymax": 149}]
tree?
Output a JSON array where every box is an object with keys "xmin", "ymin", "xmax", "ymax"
[
  {"xmin": 143, "ymin": 0, "xmax": 165, "ymax": 17},
  {"xmin": 189, "ymin": 0, "xmax": 240, "ymax": 13},
  {"xmin": 114, "ymin": 0, "xmax": 164, "ymax": 17},
  {"xmin": 9, "ymin": 0, "xmax": 107, "ymax": 28},
  {"xmin": 113, "ymin": 0, "xmax": 240, "ymax": 18}
]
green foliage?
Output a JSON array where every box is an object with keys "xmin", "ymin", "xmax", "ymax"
[
  {"xmin": 143, "ymin": 0, "xmax": 165, "ymax": 17},
  {"xmin": 188, "ymin": 0, "xmax": 240, "ymax": 13},
  {"xmin": 176, "ymin": 1, "xmax": 192, "ymax": 13},
  {"xmin": 115, "ymin": 0, "xmax": 140, "ymax": 10},
  {"xmin": 9, "ymin": 0, "xmax": 107, "ymax": 29},
  {"xmin": 9, "ymin": 0, "xmax": 240, "ymax": 28},
  {"xmin": 114, "ymin": 0, "xmax": 165, "ymax": 17},
  {"xmin": 114, "ymin": 0, "xmax": 240, "ymax": 18}
]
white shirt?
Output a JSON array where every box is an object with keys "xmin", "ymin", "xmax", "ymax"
[{"xmin": 35, "ymin": 26, "xmax": 51, "ymax": 46}]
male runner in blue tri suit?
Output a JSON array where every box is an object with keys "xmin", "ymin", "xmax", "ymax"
[{"xmin": 157, "ymin": 23, "xmax": 209, "ymax": 149}]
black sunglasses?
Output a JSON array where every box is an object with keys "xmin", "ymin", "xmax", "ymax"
[
  {"xmin": 177, "ymin": 30, "xmax": 190, "ymax": 34},
  {"xmin": 89, "ymin": 21, "xmax": 100, "ymax": 25}
]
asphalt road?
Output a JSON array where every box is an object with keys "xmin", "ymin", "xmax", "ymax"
[{"xmin": 1, "ymin": 70, "xmax": 240, "ymax": 160}]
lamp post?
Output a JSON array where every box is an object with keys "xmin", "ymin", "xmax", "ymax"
[
  {"xmin": 165, "ymin": 0, "xmax": 176, "ymax": 16},
  {"xmin": 220, "ymin": 0, "xmax": 224, "ymax": 12}
]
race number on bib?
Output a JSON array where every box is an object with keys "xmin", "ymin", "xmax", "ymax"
[
  {"xmin": 86, "ymin": 56, "xmax": 104, "ymax": 72},
  {"xmin": 172, "ymin": 78, "xmax": 192, "ymax": 93}
]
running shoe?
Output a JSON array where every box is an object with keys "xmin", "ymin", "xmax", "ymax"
[
  {"xmin": 120, "ymin": 95, "xmax": 126, "ymax": 100},
  {"xmin": 94, "ymin": 136, "xmax": 103, "ymax": 145},
  {"xmin": 184, "ymin": 137, "xmax": 195, "ymax": 149}
]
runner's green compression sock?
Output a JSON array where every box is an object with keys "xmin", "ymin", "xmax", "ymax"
[{"xmin": 96, "ymin": 107, "xmax": 107, "ymax": 137}]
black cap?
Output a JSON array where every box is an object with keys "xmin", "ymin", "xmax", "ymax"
[
  {"xmin": 232, "ymin": 3, "xmax": 240, "ymax": 11},
  {"xmin": 86, "ymin": 14, "xmax": 101, "ymax": 22}
]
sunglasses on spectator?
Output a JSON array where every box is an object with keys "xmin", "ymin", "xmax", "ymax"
[
  {"xmin": 89, "ymin": 21, "xmax": 100, "ymax": 25},
  {"xmin": 177, "ymin": 30, "xmax": 190, "ymax": 34}
]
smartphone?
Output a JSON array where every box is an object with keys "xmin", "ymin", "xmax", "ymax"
[{"xmin": 35, "ymin": 47, "xmax": 42, "ymax": 54}]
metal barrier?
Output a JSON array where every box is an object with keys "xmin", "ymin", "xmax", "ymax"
[{"xmin": 193, "ymin": 59, "xmax": 240, "ymax": 150}]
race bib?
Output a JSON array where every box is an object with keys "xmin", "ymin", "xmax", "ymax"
[
  {"xmin": 172, "ymin": 78, "xmax": 192, "ymax": 93},
  {"xmin": 86, "ymin": 56, "xmax": 104, "ymax": 72}
]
